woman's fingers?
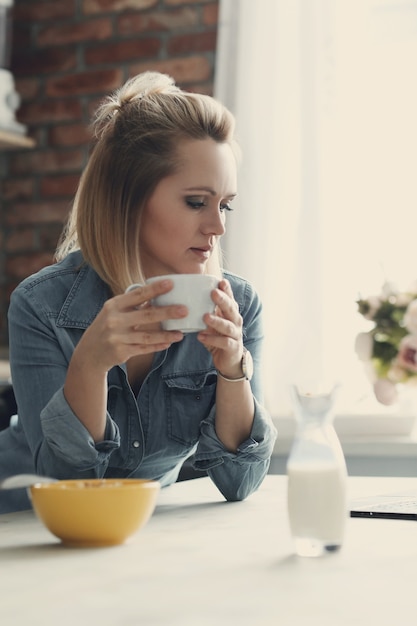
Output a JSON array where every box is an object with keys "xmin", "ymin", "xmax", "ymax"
[
  {"xmin": 123, "ymin": 278, "xmax": 174, "ymax": 310},
  {"xmin": 105, "ymin": 278, "xmax": 188, "ymax": 331},
  {"xmin": 126, "ymin": 303, "xmax": 187, "ymax": 328},
  {"xmin": 197, "ymin": 278, "xmax": 244, "ymax": 375},
  {"xmin": 201, "ymin": 279, "xmax": 241, "ymax": 332}
]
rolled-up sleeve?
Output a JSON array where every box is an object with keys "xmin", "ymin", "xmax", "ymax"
[
  {"xmin": 8, "ymin": 279, "xmax": 121, "ymax": 480},
  {"xmin": 190, "ymin": 273, "xmax": 278, "ymax": 501},
  {"xmin": 39, "ymin": 388, "xmax": 120, "ymax": 475},
  {"xmin": 192, "ymin": 398, "xmax": 277, "ymax": 501}
]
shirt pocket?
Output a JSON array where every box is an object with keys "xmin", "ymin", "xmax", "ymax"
[{"xmin": 163, "ymin": 371, "xmax": 217, "ymax": 446}]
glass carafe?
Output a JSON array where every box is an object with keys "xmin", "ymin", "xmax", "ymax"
[{"xmin": 286, "ymin": 383, "xmax": 348, "ymax": 557}]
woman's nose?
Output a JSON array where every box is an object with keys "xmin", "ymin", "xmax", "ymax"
[{"xmin": 201, "ymin": 207, "xmax": 226, "ymax": 236}]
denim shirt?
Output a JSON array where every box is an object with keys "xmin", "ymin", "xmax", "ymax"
[{"xmin": 0, "ymin": 251, "xmax": 277, "ymax": 513}]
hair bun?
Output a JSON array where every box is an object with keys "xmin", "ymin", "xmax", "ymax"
[
  {"xmin": 120, "ymin": 71, "xmax": 178, "ymax": 102},
  {"xmin": 93, "ymin": 71, "xmax": 180, "ymax": 139}
]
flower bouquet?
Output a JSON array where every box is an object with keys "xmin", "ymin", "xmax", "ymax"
[{"xmin": 355, "ymin": 281, "xmax": 417, "ymax": 406}]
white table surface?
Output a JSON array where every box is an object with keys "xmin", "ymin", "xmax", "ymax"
[{"xmin": 1, "ymin": 474, "xmax": 417, "ymax": 626}]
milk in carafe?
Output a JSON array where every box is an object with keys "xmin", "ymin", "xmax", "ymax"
[{"xmin": 286, "ymin": 384, "xmax": 348, "ymax": 557}]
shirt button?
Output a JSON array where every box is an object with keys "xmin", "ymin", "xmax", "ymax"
[{"xmin": 132, "ymin": 440, "xmax": 140, "ymax": 448}]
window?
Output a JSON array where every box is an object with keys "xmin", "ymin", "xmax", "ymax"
[{"xmin": 216, "ymin": 0, "xmax": 417, "ymax": 421}]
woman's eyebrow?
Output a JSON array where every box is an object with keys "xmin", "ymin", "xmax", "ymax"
[{"xmin": 184, "ymin": 186, "xmax": 237, "ymax": 198}]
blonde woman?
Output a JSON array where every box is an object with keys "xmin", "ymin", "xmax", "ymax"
[{"xmin": 0, "ymin": 72, "xmax": 276, "ymax": 513}]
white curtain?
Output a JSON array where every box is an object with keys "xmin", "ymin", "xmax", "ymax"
[{"xmin": 215, "ymin": 0, "xmax": 417, "ymax": 415}]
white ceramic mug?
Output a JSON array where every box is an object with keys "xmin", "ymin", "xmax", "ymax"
[{"xmin": 127, "ymin": 274, "xmax": 219, "ymax": 333}]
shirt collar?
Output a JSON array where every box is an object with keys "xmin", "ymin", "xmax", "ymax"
[{"xmin": 56, "ymin": 252, "xmax": 111, "ymax": 328}]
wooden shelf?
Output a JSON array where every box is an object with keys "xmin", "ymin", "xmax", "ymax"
[{"xmin": 0, "ymin": 128, "xmax": 35, "ymax": 149}]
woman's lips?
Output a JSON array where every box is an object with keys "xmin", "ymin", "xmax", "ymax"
[{"xmin": 190, "ymin": 247, "xmax": 212, "ymax": 260}]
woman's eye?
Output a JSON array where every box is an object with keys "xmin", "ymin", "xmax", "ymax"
[
  {"xmin": 186, "ymin": 198, "xmax": 206, "ymax": 209},
  {"xmin": 185, "ymin": 197, "xmax": 234, "ymax": 212}
]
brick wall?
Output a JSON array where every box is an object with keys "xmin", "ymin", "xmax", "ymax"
[{"xmin": 0, "ymin": 0, "xmax": 219, "ymax": 347}]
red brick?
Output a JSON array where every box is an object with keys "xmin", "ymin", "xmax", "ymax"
[
  {"xmin": 46, "ymin": 69, "xmax": 124, "ymax": 98},
  {"xmin": 15, "ymin": 77, "xmax": 41, "ymax": 101},
  {"xmin": 85, "ymin": 39, "xmax": 161, "ymax": 66},
  {"xmin": 6, "ymin": 253, "xmax": 55, "ymax": 279},
  {"xmin": 40, "ymin": 174, "xmax": 80, "ymax": 198},
  {"xmin": 167, "ymin": 31, "xmax": 217, "ymax": 55},
  {"xmin": 5, "ymin": 229, "xmax": 36, "ymax": 252},
  {"xmin": 6, "ymin": 201, "xmax": 72, "ymax": 226},
  {"xmin": 2, "ymin": 178, "xmax": 34, "ymax": 201},
  {"xmin": 9, "ymin": 150, "xmax": 84, "ymax": 176},
  {"xmin": 37, "ymin": 18, "xmax": 113, "ymax": 47},
  {"xmin": 130, "ymin": 55, "xmax": 211, "ymax": 85},
  {"xmin": 83, "ymin": 0, "xmax": 158, "ymax": 14},
  {"xmin": 12, "ymin": 47, "xmax": 77, "ymax": 78},
  {"xmin": 18, "ymin": 100, "xmax": 83, "ymax": 126},
  {"xmin": 13, "ymin": 0, "xmax": 77, "ymax": 21},
  {"xmin": 117, "ymin": 7, "xmax": 198, "ymax": 34},
  {"xmin": 48, "ymin": 123, "xmax": 92, "ymax": 147},
  {"xmin": 203, "ymin": 2, "xmax": 219, "ymax": 25}
]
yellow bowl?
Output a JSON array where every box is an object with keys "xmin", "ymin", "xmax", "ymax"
[{"xmin": 30, "ymin": 478, "xmax": 160, "ymax": 547}]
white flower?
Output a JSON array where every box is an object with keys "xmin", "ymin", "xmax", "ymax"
[
  {"xmin": 363, "ymin": 361, "xmax": 377, "ymax": 383},
  {"xmin": 362, "ymin": 296, "xmax": 381, "ymax": 320},
  {"xmin": 404, "ymin": 299, "xmax": 417, "ymax": 334},
  {"xmin": 381, "ymin": 281, "xmax": 398, "ymax": 297},
  {"xmin": 395, "ymin": 293, "xmax": 413, "ymax": 307},
  {"xmin": 373, "ymin": 379, "xmax": 398, "ymax": 406},
  {"xmin": 354, "ymin": 332, "xmax": 373, "ymax": 362}
]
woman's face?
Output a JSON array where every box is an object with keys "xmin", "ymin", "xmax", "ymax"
[{"xmin": 139, "ymin": 137, "xmax": 237, "ymax": 277}]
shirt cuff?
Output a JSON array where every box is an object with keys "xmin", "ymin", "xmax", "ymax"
[
  {"xmin": 193, "ymin": 398, "xmax": 277, "ymax": 471},
  {"xmin": 40, "ymin": 387, "xmax": 120, "ymax": 469}
]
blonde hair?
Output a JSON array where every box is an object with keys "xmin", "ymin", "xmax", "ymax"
[{"xmin": 56, "ymin": 71, "xmax": 237, "ymax": 294}]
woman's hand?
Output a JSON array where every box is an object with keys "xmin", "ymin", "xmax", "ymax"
[
  {"xmin": 74, "ymin": 279, "xmax": 186, "ymax": 374},
  {"xmin": 64, "ymin": 278, "xmax": 187, "ymax": 441},
  {"xmin": 198, "ymin": 279, "xmax": 244, "ymax": 378},
  {"xmin": 198, "ymin": 278, "xmax": 255, "ymax": 452}
]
